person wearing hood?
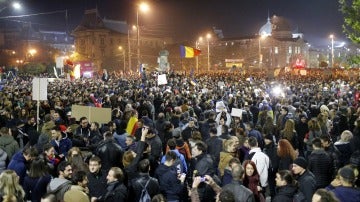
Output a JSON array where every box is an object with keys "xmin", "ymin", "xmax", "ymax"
[
  {"xmin": 50, "ymin": 125, "xmax": 72, "ymax": 159},
  {"xmin": 0, "ymin": 126, "xmax": 19, "ymax": 161},
  {"xmin": 273, "ymin": 170, "xmax": 298, "ymax": 202},
  {"xmin": 47, "ymin": 160, "xmax": 73, "ymax": 201}
]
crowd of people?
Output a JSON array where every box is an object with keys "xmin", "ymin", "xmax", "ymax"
[{"xmin": 0, "ymin": 69, "xmax": 359, "ymax": 202}]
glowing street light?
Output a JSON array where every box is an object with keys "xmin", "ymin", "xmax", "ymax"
[
  {"xmin": 0, "ymin": 1, "xmax": 22, "ymax": 13},
  {"xmin": 329, "ymin": 34, "xmax": 334, "ymax": 67},
  {"xmin": 28, "ymin": 49, "xmax": 37, "ymax": 56},
  {"xmin": 136, "ymin": 2, "xmax": 149, "ymax": 68}
]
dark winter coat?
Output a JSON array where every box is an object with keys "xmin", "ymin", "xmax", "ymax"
[
  {"xmin": 273, "ymin": 184, "xmax": 298, "ymax": 202},
  {"xmin": 23, "ymin": 175, "xmax": 52, "ymax": 202},
  {"xmin": 308, "ymin": 149, "xmax": 333, "ymax": 188},
  {"xmin": 98, "ymin": 181, "xmax": 128, "ymax": 202},
  {"xmin": 7, "ymin": 151, "xmax": 27, "ymax": 185},
  {"xmin": 296, "ymin": 170, "xmax": 316, "ymax": 202},
  {"xmin": 222, "ymin": 180, "xmax": 255, "ymax": 202},
  {"xmin": 87, "ymin": 169, "xmax": 108, "ymax": 198},
  {"xmin": 95, "ymin": 139, "xmax": 123, "ymax": 171},
  {"xmin": 130, "ymin": 173, "xmax": 160, "ymax": 202},
  {"xmin": 154, "ymin": 164, "xmax": 184, "ymax": 201}
]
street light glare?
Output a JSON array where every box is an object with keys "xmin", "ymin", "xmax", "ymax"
[
  {"xmin": 206, "ymin": 33, "xmax": 211, "ymax": 39},
  {"xmin": 139, "ymin": 3, "xmax": 149, "ymax": 13},
  {"xmin": 12, "ymin": 2, "xmax": 21, "ymax": 10}
]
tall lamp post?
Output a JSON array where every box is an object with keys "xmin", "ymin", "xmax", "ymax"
[
  {"xmin": 119, "ymin": 46, "xmax": 126, "ymax": 73},
  {"xmin": 329, "ymin": 34, "xmax": 334, "ymax": 68},
  {"xmin": 195, "ymin": 37, "xmax": 202, "ymax": 73},
  {"xmin": 258, "ymin": 34, "xmax": 267, "ymax": 70},
  {"xmin": 206, "ymin": 33, "xmax": 211, "ymax": 72},
  {"xmin": 136, "ymin": 2, "xmax": 149, "ymax": 69}
]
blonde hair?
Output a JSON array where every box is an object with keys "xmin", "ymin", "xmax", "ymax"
[
  {"xmin": 340, "ymin": 130, "xmax": 353, "ymax": 142},
  {"xmin": 0, "ymin": 170, "xmax": 25, "ymax": 200},
  {"xmin": 223, "ymin": 139, "xmax": 235, "ymax": 153}
]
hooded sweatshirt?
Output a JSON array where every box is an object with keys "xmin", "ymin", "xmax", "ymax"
[
  {"xmin": 47, "ymin": 178, "xmax": 72, "ymax": 201},
  {"xmin": 0, "ymin": 135, "xmax": 19, "ymax": 160}
]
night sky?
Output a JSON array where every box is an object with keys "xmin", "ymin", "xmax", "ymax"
[{"xmin": 7, "ymin": 0, "xmax": 345, "ymax": 47}]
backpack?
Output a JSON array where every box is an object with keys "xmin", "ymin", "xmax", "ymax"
[
  {"xmin": 293, "ymin": 190, "xmax": 306, "ymax": 202},
  {"xmin": 139, "ymin": 179, "xmax": 151, "ymax": 202}
]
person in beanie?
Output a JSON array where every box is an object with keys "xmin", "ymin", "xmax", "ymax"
[
  {"xmin": 326, "ymin": 166, "xmax": 360, "ymax": 202},
  {"xmin": 291, "ymin": 157, "xmax": 316, "ymax": 202}
]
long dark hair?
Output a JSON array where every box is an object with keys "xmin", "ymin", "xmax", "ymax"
[{"xmin": 28, "ymin": 157, "xmax": 49, "ymax": 178}]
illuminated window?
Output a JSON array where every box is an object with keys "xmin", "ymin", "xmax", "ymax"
[
  {"xmin": 274, "ymin": 47, "xmax": 278, "ymax": 54},
  {"xmin": 289, "ymin": 46, "xmax": 292, "ymax": 54}
]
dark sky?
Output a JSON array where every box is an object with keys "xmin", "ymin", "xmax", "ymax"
[{"xmin": 9, "ymin": 0, "xmax": 346, "ymax": 47}]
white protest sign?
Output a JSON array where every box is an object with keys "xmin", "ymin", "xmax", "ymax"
[
  {"xmin": 32, "ymin": 78, "xmax": 48, "ymax": 101},
  {"xmin": 218, "ymin": 81, "xmax": 225, "ymax": 87},
  {"xmin": 231, "ymin": 108, "xmax": 243, "ymax": 118},
  {"xmin": 158, "ymin": 74, "xmax": 168, "ymax": 85},
  {"xmin": 216, "ymin": 101, "xmax": 226, "ymax": 112}
]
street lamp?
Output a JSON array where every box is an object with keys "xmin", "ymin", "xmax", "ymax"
[
  {"xmin": 206, "ymin": 33, "xmax": 211, "ymax": 72},
  {"xmin": 329, "ymin": 34, "xmax": 334, "ymax": 67},
  {"xmin": 118, "ymin": 46, "xmax": 126, "ymax": 73},
  {"xmin": 196, "ymin": 36, "xmax": 203, "ymax": 73},
  {"xmin": 0, "ymin": 1, "xmax": 22, "ymax": 13},
  {"xmin": 258, "ymin": 34, "xmax": 267, "ymax": 69},
  {"xmin": 136, "ymin": 2, "xmax": 149, "ymax": 68}
]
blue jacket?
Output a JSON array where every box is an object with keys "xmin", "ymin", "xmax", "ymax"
[
  {"xmin": 50, "ymin": 137, "xmax": 72, "ymax": 157},
  {"xmin": 7, "ymin": 151, "xmax": 27, "ymax": 185},
  {"xmin": 327, "ymin": 185, "xmax": 360, "ymax": 202},
  {"xmin": 161, "ymin": 149, "xmax": 188, "ymax": 174}
]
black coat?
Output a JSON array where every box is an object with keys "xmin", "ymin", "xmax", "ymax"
[
  {"xmin": 87, "ymin": 169, "xmax": 108, "ymax": 198},
  {"xmin": 130, "ymin": 173, "xmax": 160, "ymax": 202},
  {"xmin": 23, "ymin": 175, "xmax": 52, "ymax": 202},
  {"xmin": 99, "ymin": 181, "xmax": 127, "ymax": 202},
  {"xmin": 296, "ymin": 170, "xmax": 316, "ymax": 202},
  {"xmin": 154, "ymin": 164, "xmax": 184, "ymax": 201},
  {"xmin": 273, "ymin": 184, "xmax": 298, "ymax": 202},
  {"xmin": 205, "ymin": 136, "xmax": 223, "ymax": 166},
  {"xmin": 95, "ymin": 139, "xmax": 123, "ymax": 171},
  {"xmin": 308, "ymin": 149, "xmax": 333, "ymax": 188}
]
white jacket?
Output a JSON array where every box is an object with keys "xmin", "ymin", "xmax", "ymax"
[{"xmin": 249, "ymin": 147, "xmax": 270, "ymax": 187}]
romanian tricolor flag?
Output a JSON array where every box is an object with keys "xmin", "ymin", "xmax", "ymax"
[{"xmin": 180, "ymin": 45, "xmax": 201, "ymax": 58}]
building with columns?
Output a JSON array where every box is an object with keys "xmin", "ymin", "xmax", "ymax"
[{"xmin": 72, "ymin": 8, "xmax": 173, "ymax": 72}]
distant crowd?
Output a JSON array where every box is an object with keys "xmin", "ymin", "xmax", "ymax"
[{"xmin": 0, "ymin": 70, "xmax": 359, "ymax": 202}]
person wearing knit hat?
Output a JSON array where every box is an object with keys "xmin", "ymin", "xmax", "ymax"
[
  {"xmin": 292, "ymin": 157, "xmax": 316, "ymax": 202},
  {"xmin": 293, "ymin": 157, "xmax": 308, "ymax": 169}
]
